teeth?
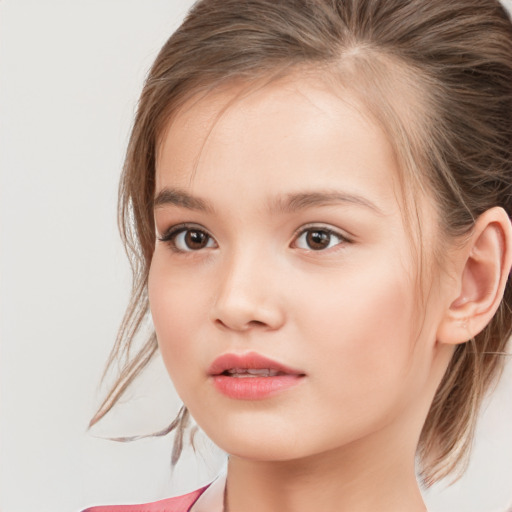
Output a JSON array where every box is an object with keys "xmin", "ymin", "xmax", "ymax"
[{"xmin": 226, "ymin": 368, "xmax": 281, "ymax": 377}]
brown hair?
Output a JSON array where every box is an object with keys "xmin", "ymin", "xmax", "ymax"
[{"xmin": 90, "ymin": 0, "xmax": 512, "ymax": 485}]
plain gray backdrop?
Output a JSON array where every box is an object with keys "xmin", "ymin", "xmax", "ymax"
[{"xmin": 1, "ymin": 1, "xmax": 512, "ymax": 511}]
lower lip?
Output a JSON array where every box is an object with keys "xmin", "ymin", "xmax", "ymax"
[{"xmin": 211, "ymin": 375, "xmax": 303, "ymax": 400}]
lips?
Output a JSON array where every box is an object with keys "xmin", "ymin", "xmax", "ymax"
[
  {"xmin": 208, "ymin": 352, "xmax": 305, "ymax": 400},
  {"xmin": 208, "ymin": 352, "xmax": 304, "ymax": 376}
]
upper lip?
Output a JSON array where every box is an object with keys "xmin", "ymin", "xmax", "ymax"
[{"xmin": 208, "ymin": 352, "xmax": 305, "ymax": 376}]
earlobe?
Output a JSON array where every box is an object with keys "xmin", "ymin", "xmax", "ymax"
[{"xmin": 437, "ymin": 207, "xmax": 512, "ymax": 346}]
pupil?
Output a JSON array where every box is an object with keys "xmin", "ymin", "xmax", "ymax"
[
  {"xmin": 186, "ymin": 230, "xmax": 207, "ymax": 249},
  {"xmin": 307, "ymin": 230, "xmax": 329, "ymax": 250}
]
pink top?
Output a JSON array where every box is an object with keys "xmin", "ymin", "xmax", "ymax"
[
  {"xmin": 82, "ymin": 471, "xmax": 227, "ymax": 512},
  {"xmin": 82, "ymin": 486, "xmax": 209, "ymax": 512}
]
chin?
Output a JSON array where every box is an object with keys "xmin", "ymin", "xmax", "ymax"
[
  {"xmin": 196, "ymin": 416, "xmax": 309, "ymax": 461},
  {"xmin": 221, "ymin": 437, "xmax": 311, "ymax": 462},
  {"xmin": 199, "ymin": 420, "xmax": 348, "ymax": 464}
]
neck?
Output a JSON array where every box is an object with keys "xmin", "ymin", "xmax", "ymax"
[{"xmin": 224, "ymin": 423, "xmax": 427, "ymax": 512}]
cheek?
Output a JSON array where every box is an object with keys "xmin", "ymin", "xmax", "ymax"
[
  {"xmin": 147, "ymin": 253, "xmax": 210, "ymax": 394},
  {"xmin": 296, "ymin": 258, "xmax": 420, "ymax": 420}
]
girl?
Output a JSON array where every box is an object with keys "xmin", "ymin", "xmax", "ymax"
[{"xmin": 85, "ymin": 0, "xmax": 512, "ymax": 511}]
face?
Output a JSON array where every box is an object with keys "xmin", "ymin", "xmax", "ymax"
[{"xmin": 149, "ymin": 75, "xmax": 450, "ymax": 462}]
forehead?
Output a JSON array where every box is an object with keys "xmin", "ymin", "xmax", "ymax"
[{"xmin": 155, "ymin": 75, "xmax": 402, "ymax": 214}]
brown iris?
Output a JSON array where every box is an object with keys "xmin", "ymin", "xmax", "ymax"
[
  {"xmin": 185, "ymin": 230, "xmax": 210, "ymax": 250},
  {"xmin": 306, "ymin": 230, "xmax": 331, "ymax": 250}
]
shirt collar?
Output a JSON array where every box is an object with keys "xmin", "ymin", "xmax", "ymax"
[{"xmin": 189, "ymin": 468, "xmax": 227, "ymax": 512}]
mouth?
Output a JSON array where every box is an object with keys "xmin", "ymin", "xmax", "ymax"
[
  {"xmin": 221, "ymin": 368, "xmax": 290, "ymax": 378},
  {"xmin": 208, "ymin": 352, "xmax": 305, "ymax": 400},
  {"xmin": 208, "ymin": 351, "xmax": 305, "ymax": 377}
]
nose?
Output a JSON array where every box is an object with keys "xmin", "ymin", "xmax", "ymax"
[{"xmin": 210, "ymin": 249, "xmax": 286, "ymax": 332}]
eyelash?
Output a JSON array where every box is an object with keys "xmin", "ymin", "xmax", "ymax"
[
  {"xmin": 157, "ymin": 223, "xmax": 350, "ymax": 254},
  {"xmin": 157, "ymin": 223, "xmax": 216, "ymax": 253},
  {"xmin": 292, "ymin": 225, "xmax": 350, "ymax": 252}
]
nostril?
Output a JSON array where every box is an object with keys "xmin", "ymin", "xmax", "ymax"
[
  {"xmin": 210, "ymin": 294, "xmax": 285, "ymax": 332},
  {"xmin": 213, "ymin": 318, "xmax": 268, "ymax": 331},
  {"xmin": 248, "ymin": 320, "xmax": 266, "ymax": 327},
  {"xmin": 214, "ymin": 318, "xmax": 228, "ymax": 329}
]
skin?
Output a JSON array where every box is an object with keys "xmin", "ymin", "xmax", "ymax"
[{"xmin": 147, "ymin": 75, "xmax": 509, "ymax": 512}]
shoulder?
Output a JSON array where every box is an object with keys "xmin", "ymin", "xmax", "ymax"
[{"xmin": 81, "ymin": 485, "xmax": 210, "ymax": 512}]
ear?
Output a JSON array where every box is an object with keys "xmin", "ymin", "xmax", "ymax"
[{"xmin": 437, "ymin": 207, "xmax": 512, "ymax": 345}]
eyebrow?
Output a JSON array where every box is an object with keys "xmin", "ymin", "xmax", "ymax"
[
  {"xmin": 271, "ymin": 190, "xmax": 384, "ymax": 215},
  {"xmin": 154, "ymin": 188, "xmax": 215, "ymax": 213},
  {"xmin": 153, "ymin": 187, "xmax": 383, "ymax": 215}
]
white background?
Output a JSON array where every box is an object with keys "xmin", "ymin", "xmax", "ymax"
[{"xmin": 1, "ymin": 1, "xmax": 512, "ymax": 511}]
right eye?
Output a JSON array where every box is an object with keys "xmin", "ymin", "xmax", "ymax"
[{"xmin": 158, "ymin": 225, "xmax": 216, "ymax": 252}]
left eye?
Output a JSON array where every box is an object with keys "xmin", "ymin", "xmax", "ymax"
[{"xmin": 293, "ymin": 228, "xmax": 346, "ymax": 251}]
